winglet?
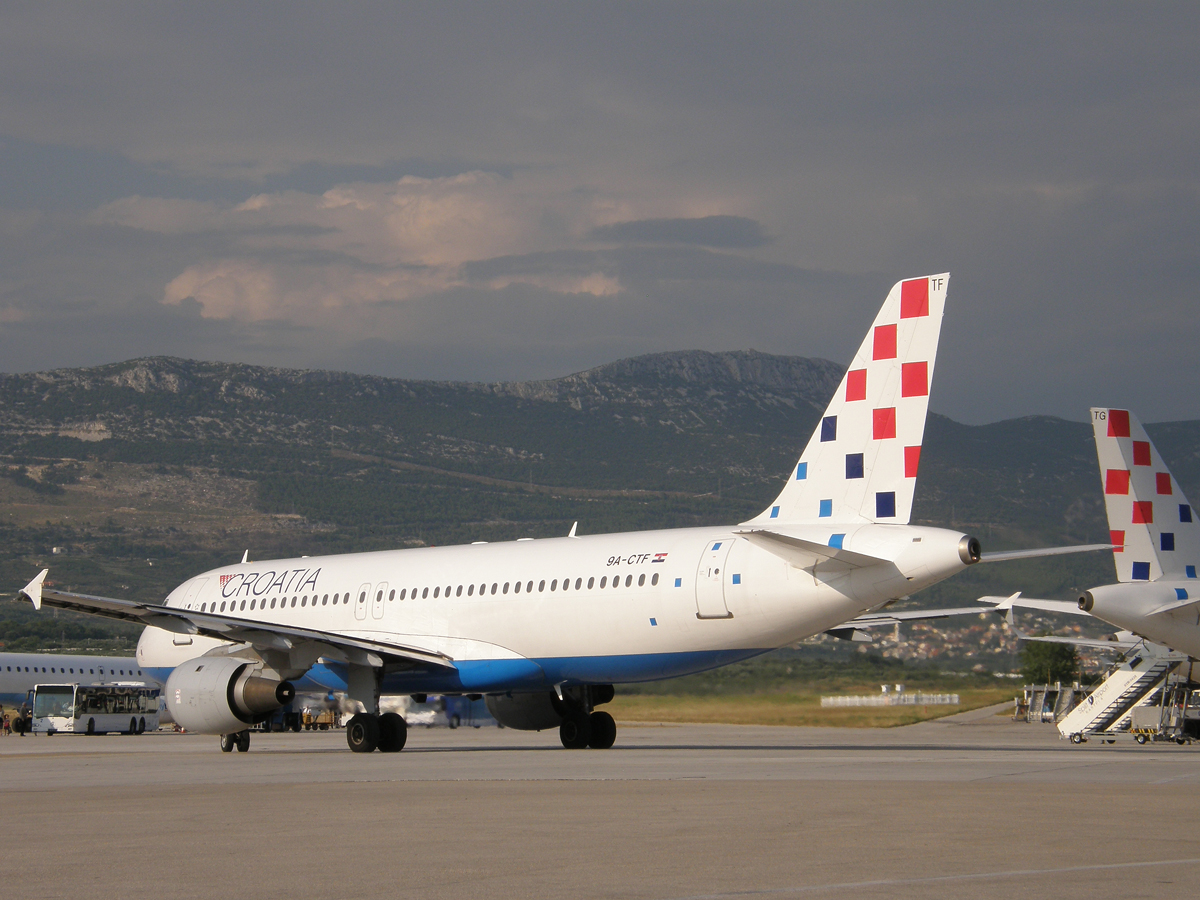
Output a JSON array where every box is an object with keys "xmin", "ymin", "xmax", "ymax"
[{"xmin": 20, "ymin": 569, "xmax": 48, "ymax": 610}]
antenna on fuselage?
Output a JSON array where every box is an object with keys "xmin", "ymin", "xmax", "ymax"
[
  {"xmin": 240, "ymin": 549, "xmax": 249, "ymax": 564},
  {"xmin": 568, "ymin": 522, "xmax": 578, "ymax": 538}
]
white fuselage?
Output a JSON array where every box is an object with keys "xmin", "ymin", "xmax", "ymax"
[
  {"xmin": 0, "ymin": 652, "xmax": 151, "ymax": 708},
  {"xmin": 138, "ymin": 523, "xmax": 972, "ymax": 693},
  {"xmin": 1084, "ymin": 581, "xmax": 1200, "ymax": 660}
]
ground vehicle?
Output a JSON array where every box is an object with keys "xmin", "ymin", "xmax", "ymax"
[
  {"xmin": 30, "ymin": 683, "xmax": 160, "ymax": 735},
  {"xmin": 302, "ymin": 708, "xmax": 339, "ymax": 730}
]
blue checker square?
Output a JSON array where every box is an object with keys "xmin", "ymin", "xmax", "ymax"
[
  {"xmin": 1182, "ymin": 504, "xmax": 1194, "ymax": 523},
  {"xmin": 649, "ymin": 618, "xmax": 657, "ymax": 626},
  {"xmin": 819, "ymin": 499, "xmax": 833, "ymax": 518},
  {"xmin": 796, "ymin": 462, "xmax": 808, "ymax": 480},
  {"xmin": 770, "ymin": 506, "xmax": 780, "ymax": 518},
  {"xmin": 1131, "ymin": 561, "xmax": 1151, "ymax": 580},
  {"xmin": 876, "ymin": 491, "xmax": 896, "ymax": 518},
  {"xmin": 820, "ymin": 416, "xmax": 838, "ymax": 442},
  {"xmin": 1189, "ymin": 566, "xmax": 1198, "ymax": 579},
  {"xmin": 1162, "ymin": 532, "xmax": 1176, "ymax": 552},
  {"xmin": 845, "ymin": 453, "xmax": 864, "ymax": 479},
  {"xmin": 1176, "ymin": 589, "xmax": 1189, "ymax": 601},
  {"xmin": 674, "ymin": 577, "xmax": 682, "ymax": 587},
  {"xmin": 732, "ymin": 573, "xmax": 741, "ymax": 584},
  {"xmin": 828, "ymin": 533, "xmax": 845, "ymax": 549}
]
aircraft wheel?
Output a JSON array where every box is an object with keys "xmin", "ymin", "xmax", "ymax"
[
  {"xmin": 378, "ymin": 712, "xmax": 408, "ymax": 752},
  {"xmin": 346, "ymin": 713, "xmax": 380, "ymax": 753},
  {"xmin": 235, "ymin": 730, "xmax": 251, "ymax": 752},
  {"xmin": 220, "ymin": 733, "xmax": 236, "ymax": 752},
  {"xmin": 559, "ymin": 714, "xmax": 591, "ymax": 749},
  {"xmin": 1136, "ymin": 734, "xmax": 1148, "ymax": 745},
  {"xmin": 588, "ymin": 711, "xmax": 617, "ymax": 749}
]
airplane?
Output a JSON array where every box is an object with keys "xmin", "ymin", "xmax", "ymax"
[
  {"xmin": 19, "ymin": 273, "xmax": 1108, "ymax": 753},
  {"xmin": 0, "ymin": 651, "xmax": 152, "ymax": 712},
  {"xmin": 981, "ymin": 407, "xmax": 1200, "ymax": 657}
]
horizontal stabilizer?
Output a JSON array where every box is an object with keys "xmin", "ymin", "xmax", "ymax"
[
  {"xmin": 977, "ymin": 593, "xmax": 1088, "ymax": 616},
  {"xmin": 978, "ymin": 544, "xmax": 1112, "ymax": 563},
  {"xmin": 736, "ymin": 529, "xmax": 889, "ymax": 571}
]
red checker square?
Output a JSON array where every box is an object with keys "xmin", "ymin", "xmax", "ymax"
[
  {"xmin": 873, "ymin": 407, "xmax": 896, "ymax": 440},
  {"xmin": 1107, "ymin": 409, "xmax": 1131, "ymax": 437},
  {"xmin": 1132, "ymin": 441, "xmax": 1151, "ymax": 466},
  {"xmin": 845, "ymin": 368, "xmax": 867, "ymax": 401},
  {"xmin": 904, "ymin": 445, "xmax": 921, "ymax": 478},
  {"xmin": 1132, "ymin": 501, "xmax": 1153, "ymax": 524},
  {"xmin": 901, "ymin": 361, "xmax": 928, "ymax": 397},
  {"xmin": 1105, "ymin": 469, "xmax": 1130, "ymax": 495},
  {"xmin": 900, "ymin": 278, "xmax": 929, "ymax": 318},
  {"xmin": 873, "ymin": 324, "xmax": 897, "ymax": 360},
  {"xmin": 1110, "ymin": 529, "xmax": 1125, "ymax": 552},
  {"xmin": 1157, "ymin": 472, "xmax": 1173, "ymax": 495}
]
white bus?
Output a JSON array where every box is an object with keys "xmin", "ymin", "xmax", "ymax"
[{"xmin": 31, "ymin": 683, "xmax": 161, "ymax": 735}]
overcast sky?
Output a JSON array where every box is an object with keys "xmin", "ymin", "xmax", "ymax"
[{"xmin": 1, "ymin": 3, "xmax": 1197, "ymax": 424}]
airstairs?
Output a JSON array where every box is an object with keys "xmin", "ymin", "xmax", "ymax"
[{"xmin": 1057, "ymin": 647, "xmax": 1187, "ymax": 743}]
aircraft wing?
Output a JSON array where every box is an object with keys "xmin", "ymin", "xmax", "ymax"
[
  {"xmin": 978, "ymin": 543, "xmax": 1113, "ymax": 563},
  {"xmin": 1017, "ymin": 633, "xmax": 1142, "ymax": 651},
  {"xmin": 19, "ymin": 569, "xmax": 455, "ymax": 670},
  {"xmin": 824, "ymin": 606, "xmax": 996, "ymax": 642}
]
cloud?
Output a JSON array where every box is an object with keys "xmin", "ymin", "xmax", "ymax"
[{"xmin": 589, "ymin": 215, "xmax": 769, "ymax": 248}]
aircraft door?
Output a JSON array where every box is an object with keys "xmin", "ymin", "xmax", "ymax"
[
  {"xmin": 354, "ymin": 582, "xmax": 371, "ymax": 621},
  {"xmin": 371, "ymin": 582, "xmax": 388, "ymax": 620},
  {"xmin": 695, "ymin": 538, "xmax": 734, "ymax": 619}
]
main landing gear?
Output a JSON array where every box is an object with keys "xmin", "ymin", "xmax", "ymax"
[
  {"xmin": 219, "ymin": 730, "xmax": 252, "ymax": 752},
  {"xmin": 346, "ymin": 712, "xmax": 408, "ymax": 753},
  {"xmin": 557, "ymin": 685, "xmax": 618, "ymax": 750}
]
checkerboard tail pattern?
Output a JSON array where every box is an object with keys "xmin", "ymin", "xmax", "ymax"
[
  {"xmin": 745, "ymin": 274, "xmax": 949, "ymax": 526},
  {"xmin": 1093, "ymin": 407, "xmax": 1199, "ymax": 583}
]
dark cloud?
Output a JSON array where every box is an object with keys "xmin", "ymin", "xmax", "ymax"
[{"xmin": 589, "ymin": 216, "xmax": 769, "ymax": 249}]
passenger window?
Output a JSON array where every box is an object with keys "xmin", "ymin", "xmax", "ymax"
[
  {"xmin": 445, "ymin": 585, "xmax": 451, "ymax": 596},
  {"xmin": 467, "ymin": 584, "xmax": 474, "ymax": 596},
  {"xmin": 301, "ymin": 597, "xmax": 307, "ymax": 607},
  {"xmin": 201, "ymin": 602, "xmax": 206, "ymax": 612},
  {"xmin": 491, "ymin": 583, "xmax": 498, "ymax": 595},
  {"xmin": 388, "ymin": 590, "xmax": 394, "ymax": 601},
  {"xmin": 638, "ymin": 574, "xmax": 645, "ymax": 586},
  {"xmin": 503, "ymin": 582, "xmax": 510, "ymax": 594},
  {"xmin": 625, "ymin": 575, "xmax": 632, "ymax": 587},
  {"xmin": 324, "ymin": 594, "xmax": 330, "ymax": 605},
  {"xmin": 434, "ymin": 587, "xmax": 440, "ymax": 598},
  {"xmin": 575, "ymin": 578, "xmax": 582, "ymax": 590},
  {"xmin": 220, "ymin": 601, "xmax": 227, "ymax": 612},
  {"xmin": 422, "ymin": 587, "xmax": 429, "ymax": 599},
  {"xmin": 526, "ymin": 581, "xmax": 533, "ymax": 592},
  {"xmin": 651, "ymin": 573, "xmax": 659, "ymax": 586},
  {"xmin": 551, "ymin": 579, "xmax": 557, "ymax": 591},
  {"xmin": 359, "ymin": 592, "xmax": 367, "ymax": 604},
  {"xmin": 400, "ymin": 589, "xmax": 406, "ymax": 600},
  {"xmin": 344, "ymin": 594, "xmax": 350, "ymax": 604},
  {"xmin": 514, "ymin": 581, "xmax": 521, "ymax": 594},
  {"xmin": 376, "ymin": 591, "xmax": 383, "ymax": 602},
  {"xmin": 250, "ymin": 599, "xmax": 256, "ymax": 610},
  {"xmin": 538, "ymin": 580, "xmax": 545, "ymax": 592},
  {"xmin": 600, "ymin": 576, "xmax": 607, "ymax": 588},
  {"xmin": 587, "ymin": 577, "xmax": 594, "ymax": 589},
  {"xmin": 456, "ymin": 585, "xmax": 463, "ymax": 597}
]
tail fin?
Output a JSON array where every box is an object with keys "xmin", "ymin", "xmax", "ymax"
[
  {"xmin": 745, "ymin": 274, "xmax": 949, "ymax": 526},
  {"xmin": 1091, "ymin": 408, "xmax": 1199, "ymax": 582}
]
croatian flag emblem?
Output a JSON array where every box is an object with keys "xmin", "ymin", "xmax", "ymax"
[
  {"xmin": 219, "ymin": 574, "xmax": 234, "ymax": 587},
  {"xmin": 652, "ymin": 552, "xmax": 668, "ymax": 563}
]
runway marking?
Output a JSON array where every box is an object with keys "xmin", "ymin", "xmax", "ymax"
[{"xmin": 665, "ymin": 857, "xmax": 1200, "ymax": 898}]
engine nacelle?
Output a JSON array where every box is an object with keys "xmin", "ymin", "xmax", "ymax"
[
  {"xmin": 486, "ymin": 692, "xmax": 564, "ymax": 731},
  {"xmin": 166, "ymin": 656, "xmax": 295, "ymax": 735}
]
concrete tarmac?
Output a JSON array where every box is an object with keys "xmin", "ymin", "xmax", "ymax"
[{"xmin": 3, "ymin": 705, "xmax": 1199, "ymax": 899}]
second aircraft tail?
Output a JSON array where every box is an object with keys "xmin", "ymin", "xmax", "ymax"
[{"xmin": 1092, "ymin": 407, "xmax": 1199, "ymax": 582}]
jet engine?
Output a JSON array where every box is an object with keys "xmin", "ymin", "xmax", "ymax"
[{"xmin": 165, "ymin": 656, "xmax": 295, "ymax": 735}]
